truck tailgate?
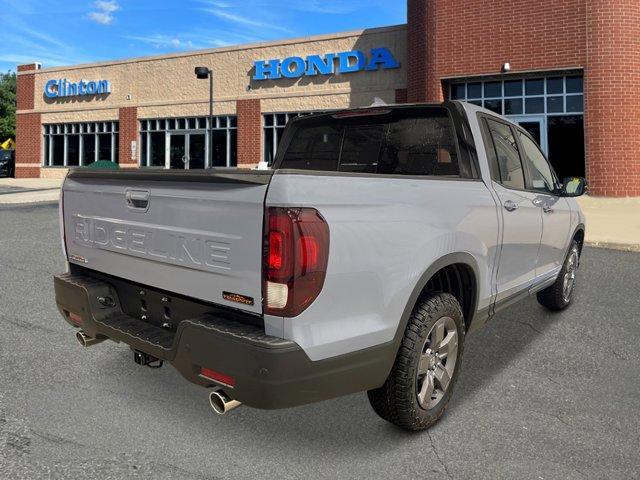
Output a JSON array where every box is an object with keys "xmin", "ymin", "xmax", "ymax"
[{"xmin": 62, "ymin": 169, "xmax": 272, "ymax": 314}]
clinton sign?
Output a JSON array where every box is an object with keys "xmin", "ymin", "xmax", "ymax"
[
  {"xmin": 44, "ymin": 79, "xmax": 111, "ymax": 99},
  {"xmin": 253, "ymin": 47, "xmax": 400, "ymax": 81}
]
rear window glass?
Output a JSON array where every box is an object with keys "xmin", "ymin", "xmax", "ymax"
[{"xmin": 279, "ymin": 108, "xmax": 460, "ymax": 177}]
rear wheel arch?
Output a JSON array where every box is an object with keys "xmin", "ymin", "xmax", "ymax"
[{"xmin": 393, "ymin": 253, "xmax": 480, "ymax": 345}]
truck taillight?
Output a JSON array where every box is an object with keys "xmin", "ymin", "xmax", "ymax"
[{"xmin": 264, "ymin": 207, "xmax": 329, "ymax": 317}]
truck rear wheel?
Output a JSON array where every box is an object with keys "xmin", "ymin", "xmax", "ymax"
[
  {"xmin": 367, "ymin": 292, "xmax": 465, "ymax": 431},
  {"xmin": 537, "ymin": 241, "xmax": 580, "ymax": 311}
]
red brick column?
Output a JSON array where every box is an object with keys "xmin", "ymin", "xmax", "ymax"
[
  {"xmin": 585, "ymin": 1, "xmax": 640, "ymax": 196},
  {"xmin": 118, "ymin": 107, "xmax": 138, "ymax": 167},
  {"xmin": 236, "ymin": 98, "xmax": 261, "ymax": 167},
  {"xmin": 15, "ymin": 64, "xmax": 40, "ymax": 178},
  {"xmin": 395, "ymin": 88, "xmax": 408, "ymax": 104},
  {"xmin": 406, "ymin": 0, "xmax": 429, "ymax": 103}
]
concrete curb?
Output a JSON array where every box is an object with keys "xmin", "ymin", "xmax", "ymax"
[{"xmin": 585, "ymin": 241, "xmax": 640, "ymax": 253}]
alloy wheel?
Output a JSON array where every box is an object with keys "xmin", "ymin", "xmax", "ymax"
[{"xmin": 416, "ymin": 316, "xmax": 458, "ymax": 410}]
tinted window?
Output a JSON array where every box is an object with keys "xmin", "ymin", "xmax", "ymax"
[
  {"xmin": 525, "ymin": 79, "xmax": 544, "ymax": 95},
  {"xmin": 486, "ymin": 119, "xmax": 525, "ymax": 190},
  {"xmin": 280, "ymin": 125, "xmax": 342, "ymax": 171},
  {"xmin": 504, "ymin": 80, "xmax": 522, "ymax": 97},
  {"xmin": 566, "ymin": 76, "xmax": 583, "ymax": 93},
  {"xmin": 518, "ymin": 132, "xmax": 556, "ymax": 193},
  {"xmin": 380, "ymin": 117, "xmax": 459, "ymax": 176},
  {"xmin": 339, "ymin": 125, "xmax": 385, "ymax": 173},
  {"xmin": 280, "ymin": 109, "xmax": 460, "ymax": 177}
]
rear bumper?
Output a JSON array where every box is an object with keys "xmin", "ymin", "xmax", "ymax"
[{"xmin": 54, "ymin": 272, "xmax": 392, "ymax": 409}]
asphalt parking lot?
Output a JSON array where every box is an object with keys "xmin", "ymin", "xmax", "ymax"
[{"xmin": 1, "ymin": 203, "xmax": 639, "ymax": 479}]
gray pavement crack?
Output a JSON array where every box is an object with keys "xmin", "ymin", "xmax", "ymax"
[
  {"xmin": 427, "ymin": 431, "xmax": 453, "ymax": 480},
  {"xmin": 508, "ymin": 318, "xmax": 543, "ymax": 334}
]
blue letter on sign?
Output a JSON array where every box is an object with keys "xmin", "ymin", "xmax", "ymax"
[
  {"xmin": 281, "ymin": 56, "xmax": 306, "ymax": 78},
  {"xmin": 365, "ymin": 47, "xmax": 400, "ymax": 71},
  {"xmin": 337, "ymin": 51, "xmax": 366, "ymax": 74},
  {"xmin": 305, "ymin": 54, "xmax": 336, "ymax": 76},
  {"xmin": 254, "ymin": 59, "xmax": 281, "ymax": 80},
  {"xmin": 44, "ymin": 80, "xmax": 58, "ymax": 98}
]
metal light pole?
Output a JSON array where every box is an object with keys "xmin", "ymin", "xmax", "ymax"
[{"xmin": 195, "ymin": 67, "xmax": 213, "ymax": 168}]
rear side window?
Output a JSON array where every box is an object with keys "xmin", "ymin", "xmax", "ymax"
[
  {"xmin": 379, "ymin": 117, "xmax": 459, "ymax": 176},
  {"xmin": 279, "ymin": 109, "xmax": 460, "ymax": 177},
  {"xmin": 485, "ymin": 119, "xmax": 525, "ymax": 190},
  {"xmin": 279, "ymin": 125, "xmax": 342, "ymax": 171}
]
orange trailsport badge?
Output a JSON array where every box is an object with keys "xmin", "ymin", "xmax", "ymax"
[{"xmin": 222, "ymin": 292, "xmax": 254, "ymax": 306}]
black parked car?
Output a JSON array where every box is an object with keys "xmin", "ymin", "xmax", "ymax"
[{"xmin": 0, "ymin": 149, "xmax": 15, "ymax": 177}]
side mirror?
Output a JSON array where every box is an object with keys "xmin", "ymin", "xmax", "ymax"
[{"xmin": 560, "ymin": 177, "xmax": 587, "ymax": 197}]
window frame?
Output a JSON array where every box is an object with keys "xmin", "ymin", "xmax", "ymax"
[
  {"xmin": 42, "ymin": 121, "xmax": 119, "ymax": 167},
  {"xmin": 449, "ymin": 75, "xmax": 584, "ymax": 117},
  {"xmin": 272, "ymin": 104, "xmax": 479, "ymax": 181},
  {"xmin": 478, "ymin": 112, "xmax": 561, "ymax": 194},
  {"xmin": 138, "ymin": 115, "xmax": 237, "ymax": 168},
  {"xmin": 481, "ymin": 115, "xmax": 527, "ymax": 190}
]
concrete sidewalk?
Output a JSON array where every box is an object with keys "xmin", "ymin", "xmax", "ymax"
[
  {"xmin": 576, "ymin": 196, "xmax": 640, "ymax": 251},
  {"xmin": 0, "ymin": 178, "xmax": 62, "ymax": 204},
  {"xmin": 0, "ymin": 177, "xmax": 638, "ymax": 250}
]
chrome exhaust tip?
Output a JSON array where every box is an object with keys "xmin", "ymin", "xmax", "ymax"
[
  {"xmin": 76, "ymin": 330, "xmax": 105, "ymax": 347},
  {"xmin": 208, "ymin": 390, "xmax": 242, "ymax": 415}
]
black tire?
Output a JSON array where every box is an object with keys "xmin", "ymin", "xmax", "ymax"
[
  {"xmin": 367, "ymin": 292, "xmax": 465, "ymax": 431},
  {"xmin": 537, "ymin": 240, "xmax": 580, "ymax": 311}
]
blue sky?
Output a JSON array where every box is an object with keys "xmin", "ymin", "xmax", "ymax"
[{"xmin": 0, "ymin": 0, "xmax": 406, "ymax": 73}]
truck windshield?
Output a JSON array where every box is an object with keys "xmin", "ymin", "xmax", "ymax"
[{"xmin": 278, "ymin": 107, "xmax": 460, "ymax": 177}]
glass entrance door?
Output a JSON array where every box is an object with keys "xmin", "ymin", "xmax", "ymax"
[
  {"xmin": 169, "ymin": 134, "xmax": 186, "ymax": 169},
  {"xmin": 188, "ymin": 133, "xmax": 206, "ymax": 169},
  {"xmin": 168, "ymin": 131, "xmax": 206, "ymax": 169},
  {"xmin": 510, "ymin": 116, "xmax": 547, "ymax": 155}
]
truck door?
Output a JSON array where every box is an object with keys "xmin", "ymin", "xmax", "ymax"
[
  {"xmin": 515, "ymin": 131, "xmax": 572, "ymax": 283},
  {"xmin": 482, "ymin": 118, "xmax": 543, "ymax": 304}
]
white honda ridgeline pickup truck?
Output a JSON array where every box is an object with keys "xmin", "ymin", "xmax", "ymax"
[{"xmin": 54, "ymin": 101, "xmax": 586, "ymax": 431}]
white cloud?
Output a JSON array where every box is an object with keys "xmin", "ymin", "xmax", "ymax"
[
  {"xmin": 204, "ymin": 9, "xmax": 292, "ymax": 34},
  {"xmin": 125, "ymin": 34, "xmax": 197, "ymax": 50},
  {"xmin": 87, "ymin": 0, "xmax": 120, "ymax": 25}
]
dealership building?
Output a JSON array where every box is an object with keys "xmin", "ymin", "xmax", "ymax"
[{"xmin": 15, "ymin": 0, "xmax": 640, "ymax": 196}]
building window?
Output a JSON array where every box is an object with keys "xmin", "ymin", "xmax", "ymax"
[
  {"xmin": 450, "ymin": 74, "xmax": 585, "ymax": 179},
  {"xmin": 449, "ymin": 75, "xmax": 584, "ymax": 116},
  {"xmin": 139, "ymin": 116, "xmax": 237, "ymax": 168},
  {"xmin": 42, "ymin": 121, "xmax": 119, "ymax": 167},
  {"xmin": 263, "ymin": 112, "xmax": 320, "ymax": 165}
]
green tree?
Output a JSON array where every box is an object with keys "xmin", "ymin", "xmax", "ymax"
[{"xmin": 0, "ymin": 71, "xmax": 17, "ymax": 141}]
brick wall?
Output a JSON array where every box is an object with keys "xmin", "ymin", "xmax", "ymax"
[
  {"xmin": 236, "ymin": 99, "xmax": 261, "ymax": 166},
  {"xmin": 118, "ymin": 107, "xmax": 138, "ymax": 166},
  {"xmin": 407, "ymin": 0, "xmax": 640, "ymax": 196},
  {"xmin": 584, "ymin": 0, "xmax": 640, "ymax": 197},
  {"xmin": 395, "ymin": 88, "xmax": 408, "ymax": 104},
  {"xmin": 15, "ymin": 112, "xmax": 41, "ymax": 178},
  {"xmin": 16, "ymin": 65, "xmax": 41, "ymax": 178},
  {"xmin": 408, "ymin": 0, "xmax": 587, "ymax": 101}
]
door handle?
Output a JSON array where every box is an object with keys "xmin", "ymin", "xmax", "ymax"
[
  {"xmin": 125, "ymin": 189, "xmax": 150, "ymax": 211},
  {"xmin": 542, "ymin": 204, "xmax": 553, "ymax": 214},
  {"xmin": 503, "ymin": 200, "xmax": 518, "ymax": 212}
]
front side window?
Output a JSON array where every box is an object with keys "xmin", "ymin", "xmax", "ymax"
[
  {"xmin": 518, "ymin": 132, "xmax": 556, "ymax": 193},
  {"xmin": 279, "ymin": 108, "xmax": 460, "ymax": 177},
  {"xmin": 486, "ymin": 119, "xmax": 525, "ymax": 190}
]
